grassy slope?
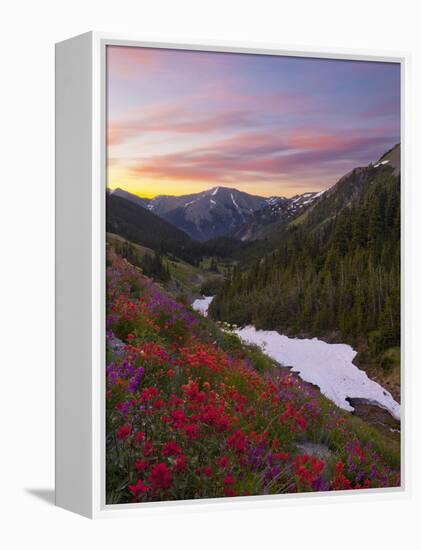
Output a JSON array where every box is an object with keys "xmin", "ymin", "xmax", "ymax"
[
  {"xmin": 107, "ymin": 232, "xmax": 154, "ymax": 258},
  {"xmin": 107, "ymin": 232, "xmax": 224, "ymax": 299},
  {"xmin": 106, "ymin": 250, "xmax": 400, "ymax": 504}
]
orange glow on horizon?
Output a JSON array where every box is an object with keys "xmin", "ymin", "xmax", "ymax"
[
  {"xmin": 107, "ymin": 160, "xmax": 326, "ymax": 198},
  {"xmin": 106, "ymin": 172, "xmax": 323, "ymax": 199}
]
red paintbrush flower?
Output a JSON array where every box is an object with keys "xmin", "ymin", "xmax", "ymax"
[
  {"xmin": 149, "ymin": 463, "xmax": 172, "ymax": 490},
  {"xmin": 216, "ymin": 456, "xmax": 229, "ymax": 469},
  {"xmin": 128, "ymin": 479, "xmax": 149, "ymax": 498},
  {"xmin": 162, "ymin": 441, "xmax": 181, "ymax": 456},
  {"xmin": 134, "ymin": 459, "xmax": 148, "ymax": 472},
  {"xmin": 203, "ymin": 466, "xmax": 213, "ymax": 478},
  {"xmin": 171, "ymin": 409, "xmax": 186, "ymax": 428},
  {"xmin": 174, "ymin": 455, "xmax": 187, "ymax": 472},
  {"xmin": 223, "ymin": 474, "xmax": 235, "ymax": 486},
  {"xmin": 297, "ymin": 415, "xmax": 307, "ymax": 432},
  {"xmin": 184, "ymin": 424, "xmax": 199, "ymax": 440},
  {"xmin": 133, "ymin": 431, "xmax": 145, "ymax": 445},
  {"xmin": 116, "ymin": 423, "xmax": 132, "ymax": 441},
  {"xmin": 142, "ymin": 441, "xmax": 156, "ymax": 456},
  {"xmin": 227, "ymin": 430, "xmax": 247, "ymax": 453}
]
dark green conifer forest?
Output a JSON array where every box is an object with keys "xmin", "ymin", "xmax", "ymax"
[{"xmin": 210, "ymin": 167, "xmax": 400, "ymax": 368}]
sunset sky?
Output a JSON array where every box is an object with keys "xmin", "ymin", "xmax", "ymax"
[{"xmin": 106, "ymin": 46, "xmax": 400, "ymax": 198}]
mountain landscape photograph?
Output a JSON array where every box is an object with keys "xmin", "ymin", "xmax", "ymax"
[{"xmin": 105, "ymin": 45, "xmax": 401, "ymax": 504}]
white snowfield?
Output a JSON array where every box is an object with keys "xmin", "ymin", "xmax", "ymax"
[
  {"xmin": 192, "ymin": 296, "xmax": 214, "ymax": 317},
  {"xmin": 191, "ymin": 296, "xmax": 400, "ymax": 420},
  {"xmin": 234, "ymin": 326, "xmax": 401, "ymax": 420},
  {"xmin": 373, "ymin": 159, "xmax": 390, "ymax": 168}
]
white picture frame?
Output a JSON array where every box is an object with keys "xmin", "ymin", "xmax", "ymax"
[{"xmin": 55, "ymin": 31, "xmax": 410, "ymax": 518}]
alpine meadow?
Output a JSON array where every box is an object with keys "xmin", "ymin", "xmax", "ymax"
[{"xmin": 105, "ymin": 45, "xmax": 401, "ymax": 505}]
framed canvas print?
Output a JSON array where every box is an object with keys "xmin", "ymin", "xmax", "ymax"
[{"xmin": 55, "ymin": 32, "xmax": 408, "ymax": 518}]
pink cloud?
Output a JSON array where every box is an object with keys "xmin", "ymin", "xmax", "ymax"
[
  {"xmin": 107, "ymin": 82, "xmax": 322, "ymax": 146},
  {"xmin": 107, "ymin": 105, "xmax": 255, "ymax": 145},
  {"xmin": 128, "ymin": 129, "xmax": 398, "ymax": 187}
]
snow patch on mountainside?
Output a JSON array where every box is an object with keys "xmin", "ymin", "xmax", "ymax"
[
  {"xmin": 266, "ymin": 196, "xmax": 286, "ymax": 205},
  {"xmin": 192, "ymin": 297, "xmax": 400, "ymax": 420},
  {"xmin": 373, "ymin": 160, "xmax": 390, "ymax": 168},
  {"xmin": 192, "ymin": 296, "xmax": 214, "ymax": 317},
  {"xmin": 184, "ymin": 199, "xmax": 198, "ymax": 208},
  {"xmin": 231, "ymin": 193, "xmax": 240, "ymax": 210},
  {"xmin": 235, "ymin": 326, "xmax": 400, "ymax": 420}
]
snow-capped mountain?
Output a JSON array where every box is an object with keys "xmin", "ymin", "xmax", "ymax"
[
  {"xmin": 110, "ymin": 186, "xmax": 324, "ymax": 241},
  {"xmin": 233, "ymin": 191, "xmax": 324, "ymax": 241},
  {"xmin": 155, "ymin": 187, "xmax": 271, "ymax": 241},
  {"xmin": 264, "ymin": 192, "xmax": 323, "ymax": 215}
]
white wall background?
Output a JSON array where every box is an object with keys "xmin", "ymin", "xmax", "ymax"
[{"xmin": 0, "ymin": 0, "xmax": 419, "ymax": 547}]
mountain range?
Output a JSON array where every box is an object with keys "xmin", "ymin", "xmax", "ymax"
[
  {"xmin": 107, "ymin": 143, "xmax": 400, "ymax": 261},
  {"xmin": 210, "ymin": 144, "xmax": 401, "ymax": 385},
  {"xmin": 109, "ymin": 186, "xmax": 322, "ymax": 241}
]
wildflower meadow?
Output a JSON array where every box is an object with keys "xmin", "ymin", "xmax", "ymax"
[{"xmin": 106, "ymin": 249, "xmax": 400, "ymax": 504}]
